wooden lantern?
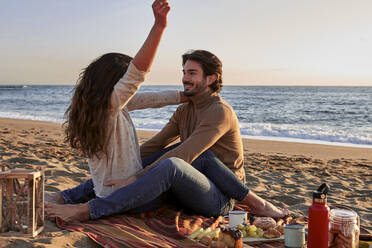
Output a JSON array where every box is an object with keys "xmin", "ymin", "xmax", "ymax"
[{"xmin": 0, "ymin": 168, "xmax": 44, "ymax": 237}]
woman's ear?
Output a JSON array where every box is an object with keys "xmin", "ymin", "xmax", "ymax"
[{"xmin": 206, "ymin": 74, "xmax": 217, "ymax": 86}]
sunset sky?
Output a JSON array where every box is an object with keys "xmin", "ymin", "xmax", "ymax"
[{"xmin": 1, "ymin": 0, "xmax": 371, "ymax": 86}]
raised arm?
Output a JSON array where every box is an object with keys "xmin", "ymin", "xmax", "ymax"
[
  {"xmin": 110, "ymin": 0, "xmax": 171, "ymax": 112},
  {"xmin": 132, "ymin": 0, "xmax": 170, "ymax": 72}
]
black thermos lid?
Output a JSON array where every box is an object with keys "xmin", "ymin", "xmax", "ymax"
[{"xmin": 313, "ymin": 183, "xmax": 330, "ymax": 199}]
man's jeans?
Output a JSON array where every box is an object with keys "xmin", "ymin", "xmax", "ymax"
[{"xmin": 60, "ymin": 145, "xmax": 249, "ymax": 219}]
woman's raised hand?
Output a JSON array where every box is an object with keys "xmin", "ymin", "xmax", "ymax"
[
  {"xmin": 152, "ymin": 0, "xmax": 170, "ymax": 28},
  {"xmin": 132, "ymin": 0, "xmax": 170, "ymax": 72}
]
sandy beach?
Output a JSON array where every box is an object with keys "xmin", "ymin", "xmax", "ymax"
[{"xmin": 0, "ymin": 118, "xmax": 371, "ymax": 247}]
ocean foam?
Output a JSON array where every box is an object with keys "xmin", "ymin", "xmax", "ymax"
[
  {"xmin": 239, "ymin": 122, "xmax": 372, "ymax": 147},
  {"xmin": 0, "ymin": 112, "xmax": 63, "ymax": 124}
]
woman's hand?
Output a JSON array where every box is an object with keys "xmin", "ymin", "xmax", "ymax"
[
  {"xmin": 104, "ymin": 175, "xmax": 137, "ymax": 190},
  {"xmin": 152, "ymin": 0, "xmax": 170, "ymax": 28},
  {"xmin": 132, "ymin": 0, "xmax": 170, "ymax": 72}
]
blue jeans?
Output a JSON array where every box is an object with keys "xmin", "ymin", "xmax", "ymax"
[{"xmin": 61, "ymin": 146, "xmax": 249, "ymax": 219}]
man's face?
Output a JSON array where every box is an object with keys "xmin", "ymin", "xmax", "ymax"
[{"xmin": 182, "ymin": 60, "xmax": 209, "ymax": 97}]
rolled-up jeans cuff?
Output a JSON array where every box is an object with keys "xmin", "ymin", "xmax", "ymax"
[
  {"xmin": 60, "ymin": 190, "xmax": 75, "ymax": 204},
  {"xmin": 88, "ymin": 200, "xmax": 98, "ymax": 219}
]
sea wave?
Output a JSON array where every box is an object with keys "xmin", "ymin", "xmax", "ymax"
[
  {"xmin": 0, "ymin": 111, "xmax": 64, "ymax": 124},
  {"xmin": 1, "ymin": 112, "xmax": 371, "ymax": 148},
  {"xmin": 239, "ymin": 122, "xmax": 372, "ymax": 146},
  {"xmin": 133, "ymin": 118, "xmax": 372, "ymax": 147}
]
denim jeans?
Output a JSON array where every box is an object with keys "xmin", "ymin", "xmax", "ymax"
[
  {"xmin": 61, "ymin": 146, "xmax": 249, "ymax": 219},
  {"xmin": 60, "ymin": 143, "xmax": 181, "ymax": 212}
]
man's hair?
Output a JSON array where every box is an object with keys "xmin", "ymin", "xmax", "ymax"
[{"xmin": 182, "ymin": 50, "xmax": 223, "ymax": 93}]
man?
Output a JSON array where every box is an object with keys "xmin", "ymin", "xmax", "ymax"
[{"xmin": 139, "ymin": 50, "xmax": 246, "ymax": 183}]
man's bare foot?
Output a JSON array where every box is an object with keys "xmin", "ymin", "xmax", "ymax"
[
  {"xmin": 45, "ymin": 192, "xmax": 65, "ymax": 204},
  {"xmin": 256, "ymin": 201, "xmax": 291, "ymax": 218},
  {"xmin": 45, "ymin": 203, "xmax": 90, "ymax": 223},
  {"xmin": 240, "ymin": 191, "xmax": 290, "ymax": 218}
]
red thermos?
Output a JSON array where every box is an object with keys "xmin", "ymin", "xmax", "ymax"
[{"xmin": 307, "ymin": 183, "xmax": 330, "ymax": 248}]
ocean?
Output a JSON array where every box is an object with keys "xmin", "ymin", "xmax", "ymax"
[{"xmin": 0, "ymin": 85, "xmax": 371, "ymax": 148}]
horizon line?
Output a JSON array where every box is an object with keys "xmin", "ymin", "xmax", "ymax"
[{"xmin": 1, "ymin": 82, "xmax": 372, "ymax": 87}]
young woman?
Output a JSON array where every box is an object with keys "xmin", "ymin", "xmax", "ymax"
[{"xmin": 62, "ymin": 0, "xmax": 179, "ymax": 199}]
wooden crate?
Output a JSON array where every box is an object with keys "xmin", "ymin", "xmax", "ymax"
[{"xmin": 0, "ymin": 169, "xmax": 44, "ymax": 237}]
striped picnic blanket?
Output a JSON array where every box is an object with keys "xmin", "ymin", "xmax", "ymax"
[{"xmin": 57, "ymin": 204, "xmax": 285, "ymax": 248}]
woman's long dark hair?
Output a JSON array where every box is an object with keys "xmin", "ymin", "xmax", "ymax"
[{"xmin": 64, "ymin": 53, "xmax": 133, "ymax": 158}]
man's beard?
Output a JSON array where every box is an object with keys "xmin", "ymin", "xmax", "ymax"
[
  {"xmin": 183, "ymin": 79, "xmax": 207, "ymax": 97},
  {"xmin": 183, "ymin": 89, "xmax": 194, "ymax": 97}
]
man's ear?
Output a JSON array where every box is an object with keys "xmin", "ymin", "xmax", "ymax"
[{"xmin": 206, "ymin": 74, "xmax": 217, "ymax": 86}]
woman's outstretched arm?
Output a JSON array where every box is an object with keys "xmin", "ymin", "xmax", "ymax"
[{"xmin": 132, "ymin": 0, "xmax": 170, "ymax": 72}]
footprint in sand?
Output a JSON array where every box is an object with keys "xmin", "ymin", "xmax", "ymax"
[
  {"xmin": 75, "ymin": 163, "xmax": 89, "ymax": 171},
  {"xmin": 0, "ymin": 152, "xmax": 16, "ymax": 157},
  {"xmin": 5, "ymin": 157, "xmax": 47, "ymax": 165},
  {"xmin": 272, "ymin": 195, "xmax": 306, "ymax": 205},
  {"xmin": 45, "ymin": 185, "xmax": 62, "ymax": 192},
  {"xmin": 52, "ymin": 170, "xmax": 75, "ymax": 177}
]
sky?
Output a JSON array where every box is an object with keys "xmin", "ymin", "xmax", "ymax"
[{"xmin": 1, "ymin": 0, "xmax": 372, "ymax": 86}]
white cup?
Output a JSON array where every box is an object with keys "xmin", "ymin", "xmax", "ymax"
[
  {"xmin": 224, "ymin": 210, "xmax": 247, "ymax": 228},
  {"xmin": 284, "ymin": 224, "xmax": 305, "ymax": 248}
]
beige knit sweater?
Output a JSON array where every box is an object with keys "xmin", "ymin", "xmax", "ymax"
[{"xmin": 140, "ymin": 92, "xmax": 246, "ymax": 184}]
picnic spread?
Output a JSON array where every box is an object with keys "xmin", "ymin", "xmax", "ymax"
[
  {"xmin": 56, "ymin": 203, "xmax": 301, "ymax": 248},
  {"xmin": 56, "ymin": 205, "xmax": 371, "ymax": 248},
  {"xmin": 54, "ymin": 184, "xmax": 372, "ymax": 248}
]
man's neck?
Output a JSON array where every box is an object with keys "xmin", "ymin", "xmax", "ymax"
[{"xmin": 190, "ymin": 90, "xmax": 217, "ymax": 108}]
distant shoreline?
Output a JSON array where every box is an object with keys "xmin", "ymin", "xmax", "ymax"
[
  {"xmin": 1, "ymin": 117, "xmax": 371, "ymax": 161},
  {"xmin": 1, "ymin": 117, "xmax": 371, "ymax": 149},
  {"xmin": 138, "ymin": 127, "xmax": 372, "ymax": 149}
]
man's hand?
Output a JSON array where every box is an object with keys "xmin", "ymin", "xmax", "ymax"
[
  {"xmin": 104, "ymin": 175, "xmax": 136, "ymax": 190},
  {"xmin": 153, "ymin": 0, "xmax": 170, "ymax": 28}
]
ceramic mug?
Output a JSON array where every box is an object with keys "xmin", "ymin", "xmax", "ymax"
[
  {"xmin": 224, "ymin": 210, "xmax": 247, "ymax": 228},
  {"xmin": 284, "ymin": 224, "xmax": 305, "ymax": 248}
]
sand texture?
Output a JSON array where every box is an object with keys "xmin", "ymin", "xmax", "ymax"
[{"xmin": 0, "ymin": 118, "xmax": 371, "ymax": 247}]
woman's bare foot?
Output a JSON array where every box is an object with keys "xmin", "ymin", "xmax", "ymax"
[
  {"xmin": 240, "ymin": 191, "xmax": 290, "ymax": 218},
  {"xmin": 45, "ymin": 203, "xmax": 90, "ymax": 223},
  {"xmin": 45, "ymin": 192, "xmax": 65, "ymax": 204}
]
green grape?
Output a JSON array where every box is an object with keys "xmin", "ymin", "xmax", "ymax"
[
  {"xmin": 248, "ymin": 225, "xmax": 257, "ymax": 232},
  {"xmin": 237, "ymin": 224, "xmax": 244, "ymax": 230},
  {"xmin": 256, "ymin": 228, "xmax": 264, "ymax": 238},
  {"xmin": 248, "ymin": 230, "xmax": 258, "ymax": 237}
]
